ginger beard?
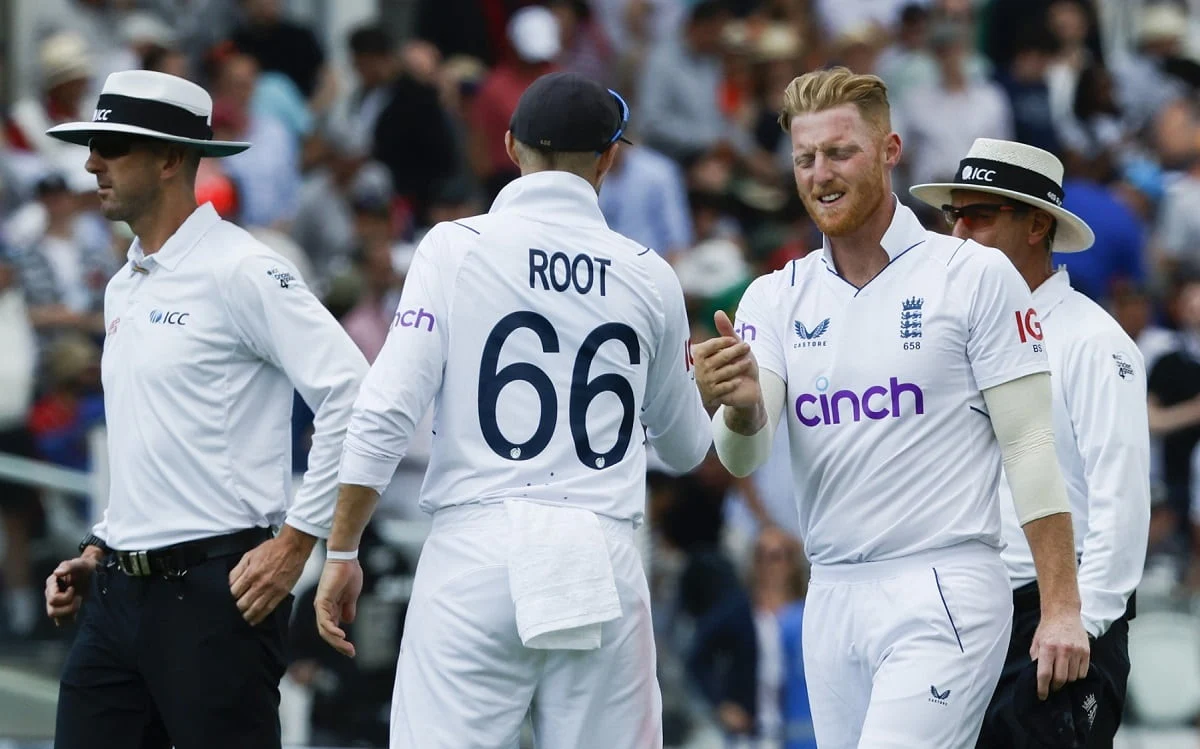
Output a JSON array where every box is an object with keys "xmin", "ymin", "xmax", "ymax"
[{"xmin": 798, "ymin": 142, "xmax": 888, "ymax": 238}]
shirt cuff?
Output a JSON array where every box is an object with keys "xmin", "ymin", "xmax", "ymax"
[
  {"xmin": 338, "ymin": 447, "xmax": 398, "ymax": 495},
  {"xmin": 282, "ymin": 516, "xmax": 330, "ymax": 540}
]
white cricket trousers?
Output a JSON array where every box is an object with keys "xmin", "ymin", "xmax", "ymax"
[
  {"xmin": 802, "ymin": 540, "xmax": 1013, "ymax": 749},
  {"xmin": 389, "ymin": 503, "xmax": 663, "ymax": 749}
]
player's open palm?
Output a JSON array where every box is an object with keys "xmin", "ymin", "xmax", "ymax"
[
  {"xmin": 693, "ymin": 310, "xmax": 762, "ymax": 411},
  {"xmin": 314, "ymin": 559, "xmax": 364, "ymax": 658}
]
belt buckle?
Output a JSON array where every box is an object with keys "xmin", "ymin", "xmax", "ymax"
[{"xmin": 121, "ymin": 550, "xmax": 152, "ymax": 577}]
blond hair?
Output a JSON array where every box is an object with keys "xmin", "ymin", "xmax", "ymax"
[{"xmin": 778, "ymin": 66, "xmax": 891, "ymax": 135}]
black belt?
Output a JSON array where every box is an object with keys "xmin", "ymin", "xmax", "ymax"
[
  {"xmin": 107, "ymin": 528, "xmax": 273, "ymax": 577},
  {"xmin": 1012, "ymin": 580, "xmax": 1136, "ymax": 622}
]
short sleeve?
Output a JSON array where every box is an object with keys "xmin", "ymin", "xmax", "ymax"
[
  {"xmin": 735, "ymin": 272, "xmax": 787, "ymax": 381},
  {"xmin": 964, "ymin": 246, "xmax": 1050, "ymax": 390}
]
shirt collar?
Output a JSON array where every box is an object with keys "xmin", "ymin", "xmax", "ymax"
[
  {"xmin": 1032, "ymin": 268, "xmax": 1072, "ymax": 317},
  {"xmin": 489, "ymin": 171, "xmax": 608, "ymax": 228},
  {"xmin": 819, "ymin": 196, "xmax": 928, "ymax": 268},
  {"xmin": 126, "ymin": 202, "xmax": 222, "ymax": 273}
]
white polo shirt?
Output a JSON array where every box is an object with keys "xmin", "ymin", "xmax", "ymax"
[
  {"xmin": 96, "ymin": 202, "xmax": 368, "ymax": 550},
  {"xmin": 339, "ymin": 171, "xmax": 711, "ymax": 524},
  {"xmin": 734, "ymin": 200, "xmax": 1049, "ymax": 565},
  {"xmin": 998, "ymin": 270, "xmax": 1151, "ymax": 637}
]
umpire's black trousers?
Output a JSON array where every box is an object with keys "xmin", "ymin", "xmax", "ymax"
[
  {"xmin": 54, "ymin": 543, "xmax": 292, "ymax": 749},
  {"xmin": 977, "ymin": 582, "xmax": 1131, "ymax": 749}
]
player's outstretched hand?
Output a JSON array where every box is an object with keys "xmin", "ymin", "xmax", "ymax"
[
  {"xmin": 1029, "ymin": 610, "xmax": 1090, "ymax": 700},
  {"xmin": 314, "ymin": 558, "xmax": 364, "ymax": 658},
  {"xmin": 693, "ymin": 310, "xmax": 762, "ymax": 411}
]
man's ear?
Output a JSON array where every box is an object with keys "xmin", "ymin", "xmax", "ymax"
[
  {"xmin": 505, "ymin": 131, "xmax": 521, "ymax": 169},
  {"xmin": 596, "ymin": 142, "xmax": 619, "ymax": 182},
  {"xmin": 883, "ymin": 131, "xmax": 902, "ymax": 169},
  {"xmin": 1030, "ymin": 209, "xmax": 1055, "ymax": 248},
  {"xmin": 160, "ymin": 144, "xmax": 189, "ymax": 180}
]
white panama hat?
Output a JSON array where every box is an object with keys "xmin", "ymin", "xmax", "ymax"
[
  {"xmin": 45, "ymin": 70, "xmax": 250, "ymax": 158},
  {"xmin": 909, "ymin": 138, "xmax": 1095, "ymax": 253}
]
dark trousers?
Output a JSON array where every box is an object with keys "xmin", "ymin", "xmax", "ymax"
[
  {"xmin": 54, "ymin": 550, "xmax": 292, "ymax": 749},
  {"xmin": 977, "ymin": 583, "xmax": 1131, "ymax": 749}
]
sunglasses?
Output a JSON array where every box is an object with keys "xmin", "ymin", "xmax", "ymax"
[
  {"xmin": 88, "ymin": 135, "xmax": 153, "ymax": 159},
  {"xmin": 605, "ymin": 89, "xmax": 631, "ymax": 148},
  {"xmin": 941, "ymin": 202, "xmax": 1031, "ymax": 230}
]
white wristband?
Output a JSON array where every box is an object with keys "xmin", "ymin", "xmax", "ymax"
[{"xmin": 325, "ymin": 548, "xmax": 359, "ymax": 562}]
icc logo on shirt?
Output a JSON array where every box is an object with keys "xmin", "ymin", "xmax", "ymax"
[{"xmin": 149, "ymin": 309, "xmax": 190, "ymax": 326}]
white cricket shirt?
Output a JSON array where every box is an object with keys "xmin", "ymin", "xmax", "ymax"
[
  {"xmin": 998, "ymin": 270, "xmax": 1150, "ymax": 637},
  {"xmin": 97, "ymin": 203, "xmax": 368, "ymax": 550},
  {"xmin": 734, "ymin": 200, "xmax": 1050, "ymax": 565},
  {"xmin": 339, "ymin": 171, "xmax": 711, "ymax": 524}
]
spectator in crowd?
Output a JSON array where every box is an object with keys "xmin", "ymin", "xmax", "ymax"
[
  {"xmin": 996, "ymin": 22, "xmax": 1061, "ymax": 157},
  {"xmin": 330, "ymin": 25, "xmax": 402, "ymax": 159},
  {"xmin": 637, "ymin": 0, "xmax": 749, "ymax": 165},
  {"xmin": 1148, "ymin": 272, "xmax": 1200, "ymax": 550},
  {"xmin": 27, "ymin": 333, "xmax": 104, "ymax": 473},
  {"xmin": 230, "ymin": 0, "xmax": 337, "ymax": 115},
  {"xmin": 339, "ymin": 194, "xmax": 404, "ymax": 364},
  {"xmin": 875, "ymin": 3, "xmax": 937, "ymax": 103},
  {"xmin": 897, "ymin": 19, "xmax": 1013, "ymax": 188},
  {"xmin": 750, "ymin": 526, "xmax": 811, "ymax": 747},
  {"xmin": 598, "ymin": 142, "xmax": 695, "ymax": 260},
  {"xmin": 292, "ymin": 143, "xmax": 392, "ymax": 291},
  {"xmin": 372, "ymin": 41, "xmax": 463, "ymax": 229},
  {"xmin": 8, "ymin": 173, "xmax": 114, "ymax": 355},
  {"xmin": 550, "ymin": 0, "xmax": 616, "ymax": 86},
  {"xmin": 468, "ymin": 6, "xmax": 561, "ymax": 202},
  {"xmin": 1044, "ymin": 0, "xmax": 1099, "ymax": 134},
  {"xmin": 0, "ymin": 250, "xmax": 39, "ymax": 638},
  {"xmin": 5, "ymin": 33, "xmax": 95, "ymax": 196},
  {"xmin": 1154, "ymin": 101, "xmax": 1200, "ymax": 278},
  {"xmin": 1059, "ymin": 62, "xmax": 1133, "ymax": 170},
  {"xmin": 413, "ymin": 0, "xmax": 501, "ymax": 65},
  {"xmin": 210, "ymin": 50, "xmax": 301, "ymax": 230},
  {"xmin": 1052, "ymin": 151, "xmax": 1146, "ymax": 305},
  {"xmin": 1109, "ymin": 1, "xmax": 1194, "ymax": 133}
]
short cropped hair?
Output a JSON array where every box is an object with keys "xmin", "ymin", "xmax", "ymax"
[{"xmin": 778, "ymin": 66, "xmax": 892, "ymax": 135}]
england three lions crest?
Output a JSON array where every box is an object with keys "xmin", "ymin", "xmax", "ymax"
[{"xmin": 900, "ymin": 297, "xmax": 923, "ymax": 339}]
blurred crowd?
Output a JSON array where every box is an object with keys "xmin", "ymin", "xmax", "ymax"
[{"xmin": 3, "ymin": 0, "xmax": 1200, "ymax": 745}]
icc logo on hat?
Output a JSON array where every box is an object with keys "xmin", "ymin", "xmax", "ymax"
[{"xmin": 961, "ymin": 165, "xmax": 996, "ymax": 183}]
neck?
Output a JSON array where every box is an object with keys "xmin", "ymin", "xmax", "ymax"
[
  {"xmin": 1020, "ymin": 252, "xmax": 1055, "ymax": 292},
  {"xmin": 826, "ymin": 194, "xmax": 897, "ymax": 287},
  {"xmin": 130, "ymin": 187, "xmax": 197, "ymax": 255},
  {"xmin": 942, "ymin": 67, "xmax": 966, "ymax": 91}
]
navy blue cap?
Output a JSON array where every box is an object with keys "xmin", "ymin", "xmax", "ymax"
[
  {"xmin": 509, "ymin": 72, "xmax": 631, "ymax": 153},
  {"xmin": 1006, "ymin": 662, "xmax": 1108, "ymax": 748}
]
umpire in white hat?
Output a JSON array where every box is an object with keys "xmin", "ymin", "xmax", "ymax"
[
  {"xmin": 912, "ymin": 138, "xmax": 1150, "ymax": 748},
  {"xmin": 42, "ymin": 70, "xmax": 368, "ymax": 749}
]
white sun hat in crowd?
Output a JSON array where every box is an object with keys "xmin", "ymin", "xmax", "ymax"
[
  {"xmin": 909, "ymin": 137, "xmax": 1095, "ymax": 253},
  {"xmin": 45, "ymin": 69, "xmax": 250, "ymax": 157}
]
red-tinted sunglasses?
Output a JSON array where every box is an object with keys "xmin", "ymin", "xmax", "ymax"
[{"xmin": 941, "ymin": 202, "xmax": 1031, "ymax": 230}]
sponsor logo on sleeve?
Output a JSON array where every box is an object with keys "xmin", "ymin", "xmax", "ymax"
[
  {"xmin": 266, "ymin": 267, "xmax": 295, "ymax": 289},
  {"xmin": 1015, "ymin": 308, "xmax": 1043, "ymax": 345},
  {"xmin": 392, "ymin": 307, "xmax": 436, "ymax": 331},
  {"xmin": 1113, "ymin": 352, "xmax": 1135, "ymax": 380}
]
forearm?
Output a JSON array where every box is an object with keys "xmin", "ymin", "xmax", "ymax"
[
  {"xmin": 326, "ymin": 484, "xmax": 380, "ymax": 552},
  {"xmin": 712, "ymin": 370, "xmax": 785, "ymax": 477},
  {"xmin": 278, "ymin": 522, "xmax": 319, "ymax": 558},
  {"xmin": 1022, "ymin": 512, "xmax": 1081, "ymax": 617}
]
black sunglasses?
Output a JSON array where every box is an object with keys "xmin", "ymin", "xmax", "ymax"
[
  {"xmin": 88, "ymin": 134, "xmax": 154, "ymax": 159},
  {"xmin": 941, "ymin": 202, "xmax": 1031, "ymax": 229}
]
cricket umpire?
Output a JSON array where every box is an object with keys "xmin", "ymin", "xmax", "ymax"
[
  {"xmin": 41, "ymin": 70, "xmax": 368, "ymax": 749},
  {"xmin": 911, "ymin": 138, "xmax": 1151, "ymax": 748}
]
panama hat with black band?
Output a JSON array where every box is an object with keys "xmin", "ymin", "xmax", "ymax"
[
  {"xmin": 44, "ymin": 69, "xmax": 249, "ymax": 157},
  {"xmin": 909, "ymin": 138, "xmax": 1095, "ymax": 253}
]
